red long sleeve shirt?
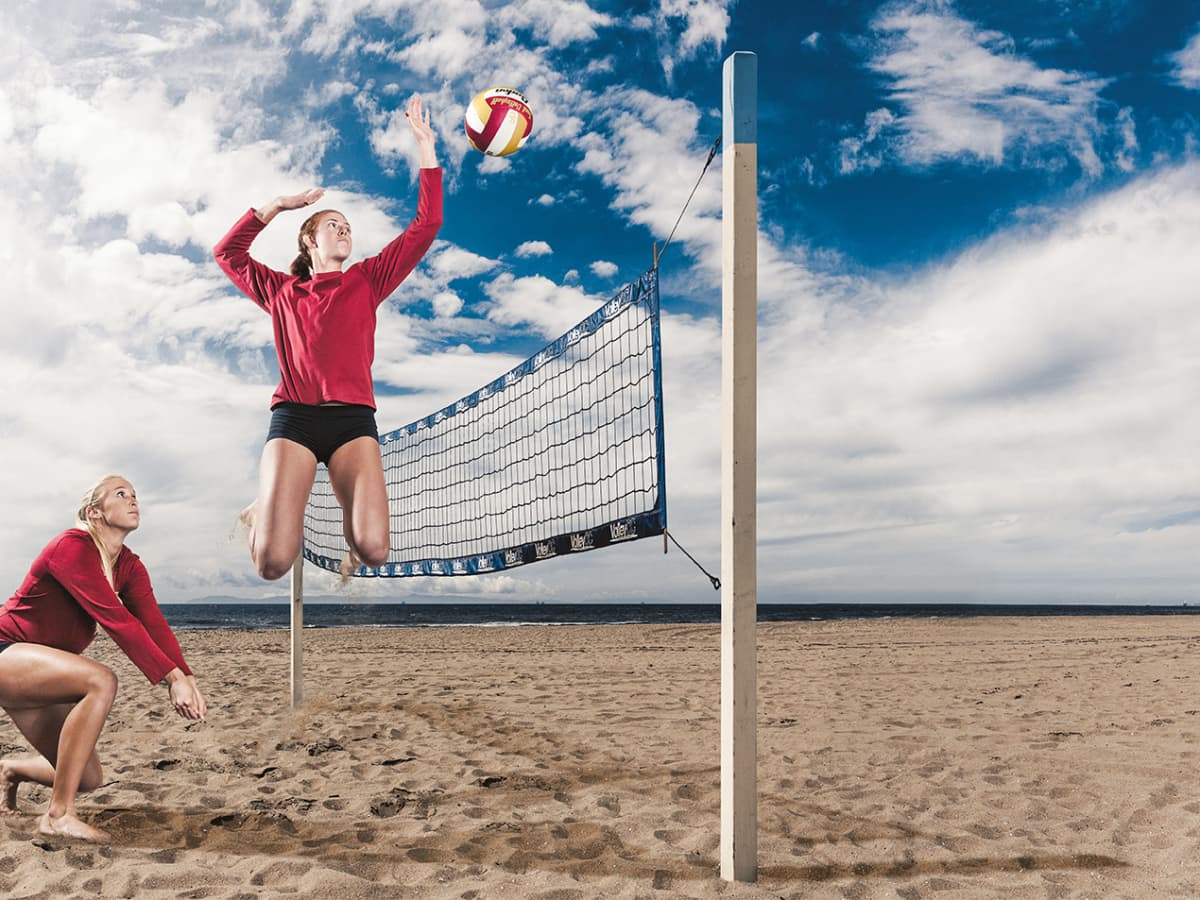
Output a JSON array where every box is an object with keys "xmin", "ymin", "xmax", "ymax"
[
  {"xmin": 0, "ymin": 530, "xmax": 192, "ymax": 684},
  {"xmin": 213, "ymin": 168, "xmax": 444, "ymax": 409}
]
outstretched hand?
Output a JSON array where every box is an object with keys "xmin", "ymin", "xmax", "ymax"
[
  {"xmin": 277, "ymin": 188, "xmax": 325, "ymax": 211},
  {"xmin": 254, "ymin": 187, "xmax": 325, "ymax": 225},
  {"xmin": 405, "ymin": 94, "xmax": 439, "ymax": 168},
  {"xmin": 169, "ymin": 676, "xmax": 206, "ymax": 720}
]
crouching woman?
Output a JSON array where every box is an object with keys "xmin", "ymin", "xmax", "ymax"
[{"xmin": 0, "ymin": 475, "xmax": 205, "ymax": 842}]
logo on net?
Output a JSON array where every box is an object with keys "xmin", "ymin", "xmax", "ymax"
[{"xmin": 609, "ymin": 519, "xmax": 637, "ymax": 542}]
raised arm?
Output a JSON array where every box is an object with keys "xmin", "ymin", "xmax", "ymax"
[
  {"xmin": 359, "ymin": 95, "xmax": 443, "ymax": 300},
  {"xmin": 406, "ymin": 94, "xmax": 438, "ymax": 169},
  {"xmin": 213, "ymin": 189, "xmax": 324, "ymax": 308}
]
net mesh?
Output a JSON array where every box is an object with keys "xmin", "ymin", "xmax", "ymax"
[{"xmin": 302, "ymin": 267, "xmax": 667, "ymax": 577}]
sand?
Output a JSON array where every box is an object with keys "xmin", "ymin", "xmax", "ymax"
[{"xmin": 0, "ymin": 614, "xmax": 1198, "ymax": 898}]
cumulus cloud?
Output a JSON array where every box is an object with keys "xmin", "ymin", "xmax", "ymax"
[
  {"xmin": 515, "ymin": 240, "xmax": 554, "ymax": 257},
  {"xmin": 751, "ymin": 162, "xmax": 1200, "ymax": 601},
  {"xmin": 431, "ymin": 290, "xmax": 464, "ymax": 317},
  {"xmin": 590, "ymin": 260, "xmax": 619, "ymax": 277},
  {"xmin": 4, "ymin": 0, "xmax": 1198, "ymax": 609},
  {"xmin": 485, "ymin": 274, "xmax": 601, "ymax": 338}
]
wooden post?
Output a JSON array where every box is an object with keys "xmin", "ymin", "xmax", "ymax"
[
  {"xmin": 290, "ymin": 554, "xmax": 303, "ymax": 708},
  {"xmin": 720, "ymin": 50, "xmax": 758, "ymax": 884}
]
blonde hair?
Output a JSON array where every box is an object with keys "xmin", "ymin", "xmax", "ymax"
[{"xmin": 77, "ymin": 474, "xmax": 126, "ymax": 586}]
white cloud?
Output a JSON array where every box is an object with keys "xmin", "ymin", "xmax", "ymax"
[
  {"xmin": 590, "ymin": 260, "xmax": 619, "ymax": 277},
  {"xmin": 1169, "ymin": 28, "xmax": 1200, "ymax": 89},
  {"xmin": 304, "ymin": 80, "xmax": 360, "ymax": 108},
  {"xmin": 750, "ymin": 161, "xmax": 1200, "ymax": 601},
  {"xmin": 576, "ymin": 87, "xmax": 721, "ymax": 264},
  {"xmin": 851, "ymin": 3, "xmax": 1111, "ymax": 174},
  {"xmin": 484, "ymin": 273, "xmax": 600, "ymax": 338},
  {"xmin": 3, "ymin": 0, "xmax": 1198, "ymax": 610},
  {"xmin": 426, "ymin": 244, "xmax": 498, "ymax": 281},
  {"xmin": 839, "ymin": 107, "xmax": 896, "ymax": 174},
  {"xmin": 495, "ymin": 0, "xmax": 613, "ymax": 48},
  {"xmin": 431, "ymin": 290, "xmax": 464, "ymax": 317},
  {"xmin": 515, "ymin": 240, "xmax": 553, "ymax": 257},
  {"xmin": 1114, "ymin": 106, "xmax": 1137, "ymax": 172},
  {"xmin": 655, "ymin": 0, "xmax": 732, "ymax": 81}
]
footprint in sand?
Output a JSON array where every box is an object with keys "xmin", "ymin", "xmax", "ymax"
[
  {"xmin": 370, "ymin": 788, "xmax": 409, "ymax": 817},
  {"xmin": 305, "ymin": 740, "xmax": 344, "ymax": 756}
]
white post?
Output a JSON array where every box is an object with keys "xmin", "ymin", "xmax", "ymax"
[
  {"xmin": 290, "ymin": 554, "xmax": 303, "ymax": 708},
  {"xmin": 721, "ymin": 50, "xmax": 757, "ymax": 884}
]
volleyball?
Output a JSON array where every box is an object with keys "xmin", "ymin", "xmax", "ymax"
[{"xmin": 464, "ymin": 87, "xmax": 533, "ymax": 157}]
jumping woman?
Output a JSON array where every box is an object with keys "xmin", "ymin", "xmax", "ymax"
[
  {"xmin": 214, "ymin": 93, "xmax": 442, "ymax": 581},
  {"xmin": 0, "ymin": 475, "xmax": 206, "ymax": 843}
]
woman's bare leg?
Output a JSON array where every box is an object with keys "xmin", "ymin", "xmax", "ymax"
[
  {"xmin": 0, "ymin": 645, "xmax": 117, "ymax": 842},
  {"xmin": 328, "ymin": 436, "xmax": 390, "ymax": 569},
  {"xmin": 1, "ymin": 753, "xmax": 58, "ymax": 813},
  {"xmin": 247, "ymin": 438, "xmax": 318, "ymax": 580}
]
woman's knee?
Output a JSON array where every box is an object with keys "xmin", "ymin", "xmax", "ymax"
[
  {"xmin": 86, "ymin": 665, "xmax": 118, "ymax": 705},
  {"xmin": 256, "ymin": 554, "xmax": 296, "ymax": 581},
  {"xmin": 254, "ymin": 540, "xmax": 302, "ymax": 581},
  {"xmin": 352, "ymin": 532, "xmax": 390, "ymax": 568},
  {"xmin": 359, "ymin": 541, "xmax": 390, "ymax": 568}
]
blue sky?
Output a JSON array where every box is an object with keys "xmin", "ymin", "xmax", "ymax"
[{"xmin": 2, "ymin": 0, "xmax": 1199, "ymax": 605}]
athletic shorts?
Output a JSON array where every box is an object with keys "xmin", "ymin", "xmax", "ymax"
[{"xmin": 267, "ymin": 403, "xmax": 379, "ymax": 466}]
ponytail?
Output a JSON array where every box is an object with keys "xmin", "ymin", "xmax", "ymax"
[
  {"xmin": 292, "ymin": 209, "xmax": 338, "ymax": 281},
  {"xmin": 77, "ymin": 475, "xmax": 123, "ymax": 587},
  {"xmin": 290, "ymin": 247, "xmax": 313, "ymax": 280}
]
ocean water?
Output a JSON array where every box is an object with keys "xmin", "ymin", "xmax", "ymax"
[{"xmin": 157, "ymin": 603, "xmax": 1200, "ymax": 631}]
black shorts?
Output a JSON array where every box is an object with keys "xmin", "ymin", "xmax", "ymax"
[
  {"xmin": 0, "ymin": 642, "xmax": 13, "ymax": 654},
  {"xmin": 267, "ymin": 403, "xmax": 379, "ymax": 465}
]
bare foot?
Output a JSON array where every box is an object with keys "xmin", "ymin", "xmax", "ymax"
[
  {"xmin": 0, "ymin": 761, "xmax": 18, "ymax": 815},
  {"xmin": 38, "ymin": 811, "xmax": 111, "ymax": 843}
]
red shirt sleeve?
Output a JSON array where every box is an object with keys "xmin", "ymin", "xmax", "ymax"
[
  {"xmin": 358, "ymin": 167, "xmax": 443, "ymax": 304},
  {"xmin": 46, "ymin": 534, "xmax": 183, "ymax": 685},
  {"xmin": 213, "ymin": 209, "xmax": 293, "ymax": 311},
  {"xmin": 115, "ymin": 552, "xmax": 193, "ymax": 678}
]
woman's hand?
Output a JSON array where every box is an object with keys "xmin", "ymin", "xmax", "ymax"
[
  {"xmin": 277, "ymin": 188, "xmax": 325, "ymax": 210},
  {"xmin": 165, "ymin": 670, "xmax": 206, "ymax": 720},
  {"xmin": 185, "ymin": 675, "xmax": 208, "ymax": 719},
  {"xmin": 406, "ymin": 94, "xmax": 439, "ymax": 169},
  {"xmin": 254, "ymin": 188, "xmax": 325, "ymax": 225}
]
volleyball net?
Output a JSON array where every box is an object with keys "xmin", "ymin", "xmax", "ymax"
[{"xmin": 302, "ymin": 267, "xmax": 667, "ymax": 577}]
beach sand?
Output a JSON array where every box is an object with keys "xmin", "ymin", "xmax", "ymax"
[{"xmin": 1, "ymin": 615, "xmax": 1198, "ymax": 898}]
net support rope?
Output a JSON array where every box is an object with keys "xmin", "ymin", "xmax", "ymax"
[{"xmin": 303, "ymin": 268, "xmax": 668, "ymax": 577}]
